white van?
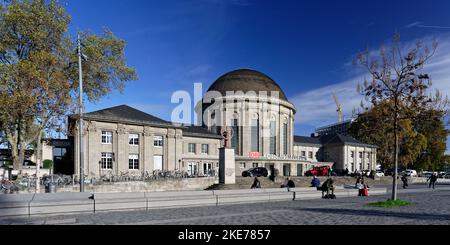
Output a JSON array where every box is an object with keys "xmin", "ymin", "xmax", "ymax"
[{"xmin": 405, "ymin": 170, "xmax": 418, "ymax": 177}]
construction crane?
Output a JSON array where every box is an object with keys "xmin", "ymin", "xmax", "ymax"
[{"xmin": 333, "ymin": 92, "xmax": 343, "ymax": 123}]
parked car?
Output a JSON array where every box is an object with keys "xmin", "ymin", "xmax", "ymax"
[
  {"xmin": 305, "ymin": 166, "xmax": 330, "ymax": 177},
  {"xmin": 375, "ymin": 171, "xmax": 385, "ymax": 177},
  {"xmin": 242, "ymin": 167, "xmax": 269, "ymax": 178}
]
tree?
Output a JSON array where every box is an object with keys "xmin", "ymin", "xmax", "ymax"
[
  {"xmin": 413, "ymin": 106, "xmax": 449, "ymax": 171},
  {"xmin": 356, "ymin": 33, "xmax": 442, "ymax": 200},
  {"xmin": 0, "ymin": 0, "xmax": 137, "ymax": 170},
  {"xmin": 349, "ymin": 101, "xmax": 428, "ymax": 170}
]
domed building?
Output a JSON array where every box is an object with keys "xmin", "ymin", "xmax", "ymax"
[
  {"xmin": 65, "ymin": 69, "xmax": 377, "ymax": 181},
  {"xmin": 198, "ymin": 69, "xmax": 300, "ymax": 176}
]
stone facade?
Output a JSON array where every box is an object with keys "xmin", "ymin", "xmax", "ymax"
[{"xmin": 72, "ymin": 120, "xmax": 221, "ymax": 178}]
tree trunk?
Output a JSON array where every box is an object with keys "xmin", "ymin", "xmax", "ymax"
[
  {"xmin": 35, "ymin": 132, "xmax": 42, "ymax": 193},
  {"xmin": 18, "ymin": 141, "xmax": 27, "ymax": 172},
  {"xmin": 392, "ymin": 100, "xmax": 399, "ymax": 201},
  {"xmin": 8, "ymin": 133, "xmax": 21, "ymax": 170}
]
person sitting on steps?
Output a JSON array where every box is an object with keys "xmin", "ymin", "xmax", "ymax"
[
  {"xmin": 311, "ymin": 176, "xmax": 321, "ymax": 189},
  {"xmin": 320, "ymin": 178, "xmax": 336, "ymax": 199},
  {"xmin": 251, "ymin": 177, "xmax": 261, "ymax": 189}
]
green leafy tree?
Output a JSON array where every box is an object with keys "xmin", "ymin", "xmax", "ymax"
[
  {"xmin": 0, "ymin": 0, "xmax": 137, "ymax": 170},
  {"xmin": 350, "ymin": 101, "xmax": 428, "ymax": 170}
]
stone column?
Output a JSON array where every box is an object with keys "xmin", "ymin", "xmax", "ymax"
[
  {"xmin": 87, "ymin": 122, "xmax": 99, "ymax": 177},
  {"xmin": 116, "ymin": 124, "xmax": 127, "ymax": 175},
  {"xmin": 219, "ymin": 148, "xmax": 236, "ymax": 184},
  {"xmin": 167, "ymin": 129, "xmax": 176, "ymax": 171}
]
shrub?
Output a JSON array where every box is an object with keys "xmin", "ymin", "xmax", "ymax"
[{"xmin": 43, "ymin": 160, "xmax": 54, "ymax": 170}]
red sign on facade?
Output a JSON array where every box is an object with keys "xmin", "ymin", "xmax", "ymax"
[{"xmin": 249, "ymin": 152, "xmax": 260, "ymax": 159}]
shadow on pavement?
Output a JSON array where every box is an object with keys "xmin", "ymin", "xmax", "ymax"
[{"xmin": 300, "ymin": 208, "xmax": 450, "ymax": 222}]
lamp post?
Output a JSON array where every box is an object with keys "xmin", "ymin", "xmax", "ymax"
[{"xmin": 77, "ymin": 34, "xmax": 85, "ymax": 192}]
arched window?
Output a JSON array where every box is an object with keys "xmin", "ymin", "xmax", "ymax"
[
  {"xmin": 251, "ymin": 113, "xmax": 260, "ymax": 152},
  {"xmin": 231, "ymin": 113, "xmax": 240, "ymax": 155},
  {"xmin": 283, "ymin": 118, "xmax": 289, "ymax": 155},
  {"xmin": 269, "ymin": 115, "xmax": 276, "ymax": 155}
]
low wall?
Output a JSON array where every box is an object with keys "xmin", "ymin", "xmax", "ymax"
[
  {"xmin": 0, "ymin": 187, "xmax": 388, "ymax": 217},
  {"xmin": 56, "ymin": 177, "xmax": 218, "ymax": 193},
  {"xmin": 410, "ymin": 177, "xmax": 450, "ymax": 184}
]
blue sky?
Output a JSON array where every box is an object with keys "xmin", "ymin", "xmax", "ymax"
[{"xmin": 66, "ymin": 0, "xmax": 450, "ymax": 153}]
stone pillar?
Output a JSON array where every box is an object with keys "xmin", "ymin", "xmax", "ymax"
[
  {"xmin": 219, "ymin": 148, "xmax": 236, "ymax": 184},
  {"xmin": 117, "ymin": 124, "xmax": 127, "ymax": 175}
]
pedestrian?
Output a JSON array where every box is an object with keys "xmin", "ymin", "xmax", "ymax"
[
  {"xmin": 428, "ymin": 173, "xmax": 438, "ymax": 189},
  {"xmin": 356, "ymin": 178, "xmax": 365, "ymax": 196},
  {"xmin": 286, "ymin": 178, "xmax": 296, "ymax": 192},
  {"xmin": 251, "ymin": 177, "xmax": 261, "ymax": 189},
  {"xmin": 401, "ymin": 174, "xmax": 409, "ymax": 189}
]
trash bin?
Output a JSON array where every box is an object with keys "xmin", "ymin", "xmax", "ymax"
[{"xmin": 46, "ymin": 182, "xmax": 57, "ymax": 193}]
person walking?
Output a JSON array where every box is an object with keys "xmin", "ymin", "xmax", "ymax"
[
  {"xmin": 286, "ymin": 178, "xmax": 296, "ymax": 192},
  {"xmin": 428, "ymin": 173, "xmax": 438, "ymax": 189},
  {"xmin": 401, "ymin": 174, "xmax": 409, "ymax": 189}
]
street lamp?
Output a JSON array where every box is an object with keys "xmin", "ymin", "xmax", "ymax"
[{"xmin": 77, "ymin": 34, "xmax": 87, "ymax": 192}]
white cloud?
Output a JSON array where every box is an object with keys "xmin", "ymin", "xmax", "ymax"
[
  {"xmin": 406, "ymin": 21, "xmax": 450, "ymax": 30},
  {"xmin": 292, "ymin": 33, "xmax": 450, "ymax": 128}
]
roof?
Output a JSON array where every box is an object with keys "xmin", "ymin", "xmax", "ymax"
[
  {"xmin": 77, "ymin": 105, "xmax": 172, "ymax": 127},
  {"xmin": 72, "ymin": 105, "xmax": 222, "ymax": 140},
  {"xmin": 294, "ymin": 134, "xmax": 377, "ymax": 148},
  {"xmin": 182, "ymin": 126, "xmax": 223, "ymax": 140},
  {"xmin": 294, "ymin": 136, "xmax": 322, "ymax": 146},
  {"xmin": 320, "ymin": 134, "xmax": 378, "ymax": 148},
  {"xmin": 207, "ymin": 69, "xmax": 289, "ymax": 102}
]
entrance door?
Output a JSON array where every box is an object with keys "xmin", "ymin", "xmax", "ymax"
[
  {"xmin": 297, "ymin": 164, "xmax": 303, "ymax": 177},
  {"xmin": 187, "ymin": 162, "xmax": 198, "ymax": 177},
  {"xmin": 203, "ymin": 163, "xmax": 213, "ymax": 176},
  {"xmin": 283, "ymin": 164, "xmax": 291, "ymax": 177}
]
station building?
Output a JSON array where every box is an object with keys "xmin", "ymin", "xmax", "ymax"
[{"xmin": 65, "ymin": 69, "xmax": 377, "ymax": 178}]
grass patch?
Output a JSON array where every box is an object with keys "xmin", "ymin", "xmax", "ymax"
[{"xmin": 367, "ymin": 199, "xmax": 411, "ymax": 208}]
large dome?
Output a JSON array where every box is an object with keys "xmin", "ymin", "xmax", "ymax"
[{"xmin": 207, "ymin": 69, "xmax": 289, "ymax": 101}]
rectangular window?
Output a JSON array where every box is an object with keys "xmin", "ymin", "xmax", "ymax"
[
  {"xmin": 301, "ymin": 151, "xmax": 306, "ymax": 157},
  {"xmin": 129, "ymin": 154, "xmax": 139, "ymax": 170},
  {"xmin": 101, "ymin": 131, "xmax": 113, "ymax": 144},
  {"xmin": 154, "ymin": 136, "xmax": 163, "ymax": 147},
  {"xmin": 270, "ymin": 121, "xmax": 276, "ymax": 155},
  {"xmin": 309, "ymin": 151, "xmax": 314, "ymax": 159},
  {"xmin": 188, "ymin": 143, "xmax": 196, "ymax": 154},
  {"xmin": 129, "ymin": 134, "xmax": 139, "ymax": 146},
  {"xmin": 351, "ymin": 151, "xmax": 355, "ymax": 159},
  {"xmin": 283, "ymin": 123, "xmax": 288, "ymax": 155},
  {"xmin": 240, "ymin": 163, "xmax": 246, "ymax": 169},
  {"xmin": 359, "ymin": 152, "xmax": 363, "ymax": 159},
  {"xmin": 201, "ymin": 144, "xmax": 209, "ymax": 154},
  {"xmin": 153, "ymin": 155, "xmax": 163, "ymax": 171},
  {"xmin": 101, "ymin": 153, "xmax": 113, "ymax": 169},
  {"xmin": 253, "ymin": 163, "xmax": 258, "ymax": 168},
  {"xmin": 251, "ymin": 119, "xmax": 259, "ymax": 152}
]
